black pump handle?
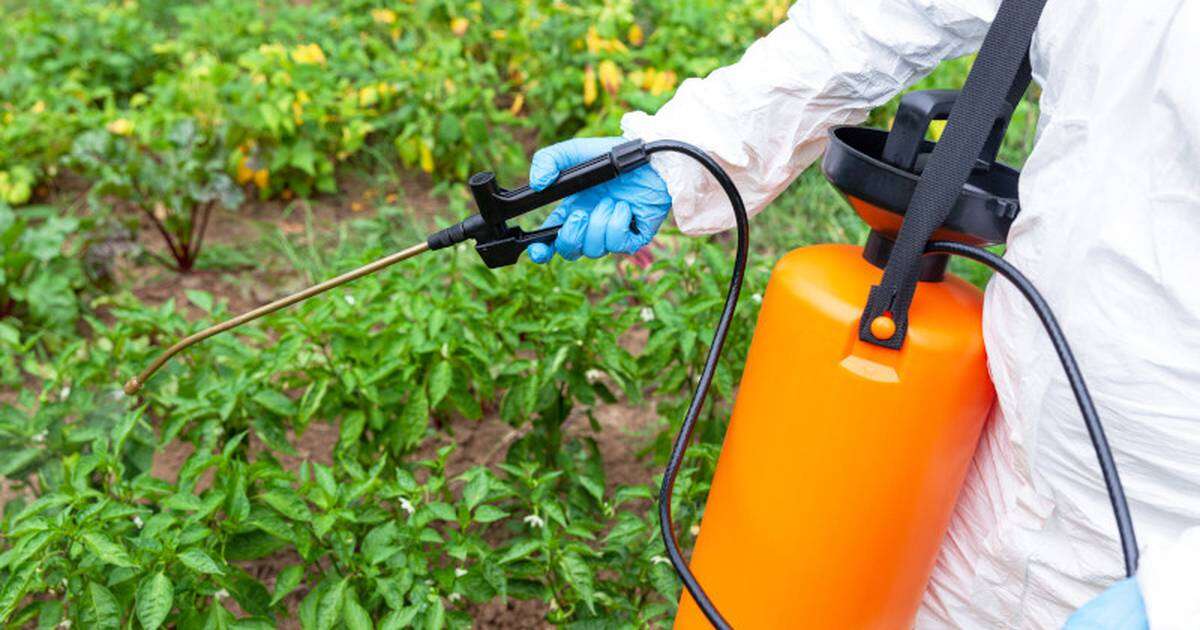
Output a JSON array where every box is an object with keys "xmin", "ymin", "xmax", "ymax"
[
  {"xmin": 428, "ymin": 139, "xmax": 650, "ymax": 267},
  {"xmin": 881, "ymin": 89, "xmax": 1014, "ymax": 174}
]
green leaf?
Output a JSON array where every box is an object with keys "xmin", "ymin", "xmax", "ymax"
[
  {"xmin": 136, "ymin": 572, "xmax": 174, "ymax": 630},
  {"xmin": 178, "ymin": 548, "xmax": 224, "ymax": 575},
  {"xmin": 260, "ymin": 488, "xmax": 313, "ymax": 522},
  {"xmin": 316, "ymin": 577, "xmax": 347, "ymax": 630},
  {"xmin": 253, "ymin": 389, "xmax": 297, "ymax": 416},
  {"xmin": 396, "ymin": 390, "xmax": 429, "ymax": 450},
  {"xmin": 650, "ymin": 562, "xmax": 681, "ymax": 602},
  {"xmin": 558, "ymin": 552, "xmax": 596, "ymax": 613},
  {"xmin": 472, "ymin": 505, "xmax": 508, "ymax": 524},
  {"xmin": 80, "ymin": 531, "xmax": 135, "ymax": 567},
  {"xmin": 271, "ymin": 565, "xmax": 304, "ymax": 606},
  {"xmin": 87, "ymin": 582, "xmax": 121, "ymax": 630},
  {"xmin": 380, "ymin": 607, "xmax": 420, "ymax": 630},
  {"xmin": 425, "ymin": 502, "xmax": 456, "ymax": 523},
  {"xmin": 498, "ymin": 539, "xmax": 540, "ymax": 564},
  {"xmin": 186, "ymin": 289, "xmax": 214, "ymax": 312},
  {"xmin": 426, "ymin": 361, "xmax": 453, "ymax": 407},
  {"xmin": 462, "ymin": 474, "xmax": 489, "ymax": 511},
  {"xmin": 341, "ymin": 586, "xmax": 372, "ymax": 630}
]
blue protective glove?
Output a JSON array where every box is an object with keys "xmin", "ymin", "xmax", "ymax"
[
  {"xmin": 1063, "ymin": 578, "xmax": 1149, "ymax": 630},
  {"xmin": 526, "ymin": 137, "xmax": 672, "ymax": 263}
]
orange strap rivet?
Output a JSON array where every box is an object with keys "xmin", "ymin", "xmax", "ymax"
[{"xmin": 870, "ymin": 315, "xmax": 896, "ymax": 340}]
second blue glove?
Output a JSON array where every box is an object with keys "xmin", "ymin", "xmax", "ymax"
[{"xmin": 526, "ymin": 137, "xmax": 672, "ymax": 263}]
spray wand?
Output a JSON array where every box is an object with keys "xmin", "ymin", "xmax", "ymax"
[{"xmin": 124, "ymin": 139, "xmax": 663, "ymax": 395}]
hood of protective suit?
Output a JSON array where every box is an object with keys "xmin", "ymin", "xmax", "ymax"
[{"xmin": 621, "ymin": 0, "xmax": 1200, "ymax": 627}]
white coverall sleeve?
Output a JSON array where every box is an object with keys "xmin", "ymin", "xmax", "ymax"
[
  {"xmin": 620, "ymin": 0, "xmax": 999, "ymax": 235},
  {"xmin": 1138, "ymin": 528, "xmax": 1200, "ymax": 629}
]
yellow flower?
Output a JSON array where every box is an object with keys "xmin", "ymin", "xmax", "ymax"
[
  {"xmin": 31, "ymin": 100, "xmax": 45, "ymax": 114},
  {"xmin": 508, "ymin": 93, "xmax": 525, "ymax": 115},
  {"xmin": 292, "ymin": 100, "xmax": 304, "ymax": 125},
  {"xmin": 450, "ymin": 17, "xmax": 469, "ymax": 36},
  {"xmin": 253, "ymin": 169, "xmax": 269, "ymax": 189},
  {"xmin": 582, "ymin": 65, "xmax": 597, "ymax": 106},
  {"xmin": 106, "ymin": 118, "xmax": 134, "ymax": 136},
  {"xmin": 419, "ymin": 143, "xmax": 434, "ymax": 173},
  {"xmin": 291, "ymin": 43, "xmax": 327, "ymax": 65},
  {"xmin": 628, "ymin": 23, "xmax": 644, "ymax": 46},
  {"xmin": 490, "ymin": 29, "xmax": 508, "ymax": 41},
  {"xmin": 598, "ymin": 60, "xmax": 622, "ymax": 95},
  {"xmin": 650, "ymin": 70, "xmax": 677, "ymax": 96},
  {"xmin": 371, "ymin": 8, "xmax": 397, "ymax": 24}
]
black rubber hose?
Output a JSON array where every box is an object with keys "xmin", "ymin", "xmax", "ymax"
[
  {"xmin": 645, "ymin": 140, "xmax": 746, "ymax": 630},
  {"xmin": 926, "ymin": 240, "xmax": 1139, "ymax": 577}
]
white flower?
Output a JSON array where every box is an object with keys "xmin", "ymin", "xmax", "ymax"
[
  {"xmin": 31, "ymin": 431, "xmax": 47, "ymax": 444},
  {"xmin": 447, "ymin": 592, "xmax": 463, "ymax": 603},
  {"xmin": 133, "ymin": 515, "xmax": 144, "ymax": 529},
  {"xmin": 689, "ymin": 524, "xmax": 700, "ymax": 537},
  {"xmin": 455, "ymin": 567, "xmax": 468, "ymax": 578},
  {"xmin": 58, "ymin": 620, "xmax": 71, "ymax": 629},
  {"xmin": 584, "ymin": 369, "xmax": 606, "ymax": 384},
  {"xmin": 523, "ymin": 514, "xmax": 545, "ymax": 529},
  {"xmin": 214, "ymin": 589, "xmax": 229, "ymax": 601},
  {"xmin": 640, "ymin": 306, "xmax": 655, "ymax": 322},
  {"xmin": 651, "ymin": 555, "xmax": 671, "ymax": 565},
  {"xmin": 59, "ymin": 385, "xmax": 71, "ymax": 400},
  {"xmin": 751, "ymin": 292, "xmax": 762, "ymax": 304},
  {"xmin": 344, "ymin": 294, "xmax": 356, "ymax": 306},
  {"xmin": 399, "ymin": 498, "xmax": 415, "ymax": 515}
]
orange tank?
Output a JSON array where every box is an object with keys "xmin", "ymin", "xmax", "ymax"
[{"xmin": 675, "ymin": 243, "xmax": 994, "ymax": 629}]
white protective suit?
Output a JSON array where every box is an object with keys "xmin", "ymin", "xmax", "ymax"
[{"xmin": 621, "ymin": 0, "xmax": 1200, "ymax": 627}]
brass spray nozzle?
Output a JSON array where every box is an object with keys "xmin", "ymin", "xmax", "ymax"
[{"xmin": 123, "ymin": 241, "xmax": 430, "ymax": 395}]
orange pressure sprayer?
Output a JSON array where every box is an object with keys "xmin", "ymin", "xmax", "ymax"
[
  {"xmin": 674, "ymin": 90, "xmax": 1015, "ymax": 628},
  {"xmin": 666, "ymin": 0, "xmax": 1140, "ymax": 623}
]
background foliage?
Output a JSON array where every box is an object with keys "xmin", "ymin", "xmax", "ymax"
[{"xmin": 0, "ymin": 0, "xmax": 1036, "ymax": 627}]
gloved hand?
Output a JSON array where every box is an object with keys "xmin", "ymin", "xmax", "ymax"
[
  {"xmin": 526, "ymin": 137, "xmax": 671, "ymax": 263},
  {"xmin": 1063, "ymin": 577, "xmax": 1148, "ymax": 630}
]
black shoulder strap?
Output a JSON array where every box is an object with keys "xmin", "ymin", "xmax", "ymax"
[{"xmin": 859, "ymin": 0, "xmax": 1045, "ymax": 349}]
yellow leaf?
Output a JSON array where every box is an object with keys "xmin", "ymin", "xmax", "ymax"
[
  {"xmin": 106, "ymin": 118, "xmax": 134, "ymax": 136},
  {"xmin": 31, "ymin": 100, "xmax": 45, "ymax": 114},
  {"xmin": 254, "ymin": 169, "xmax": 269, "ymax": 189},
  {"xmin": 508, "ymin": 93, "xmax": 525, "ymax": 115},
  {"xmin": 359, "ymin": 85, "xmax": 378, "ymax": 107},
  {"xmin": 419, "ymin": 143, "xmax": 434, "ymax": 173},
  {"xmin": 371, "ymin": 8, "xmax": 397, "ymax": 24},
  {"xmin": 628, "ymin": 24, "xmax": 644, "ymax": 46},
  {"xmin": 650, "ymin": 70, "xmax": 677, "ymax": 96},
  {"xmin": 490, "ymin": 29, "xmax": 508, "ymax": 41},
  {"xmin": 450, "ymin": 17, "xmax": 469, "ymax": 36},
  {"xmin": 598, "ymin": 60, "xmax": 622, "ymax": 95},
  {"xmin": 640, "ymin": 68, "xmax": 657, "ymax": 90},
  {"xmin": 291, "ymin": 43, "xmax": 326, "ymax": 65},
  {"xmin": 236, "ymin": 157, "xmax": 254, "ymax": 185},
  {"xmin": 583, "ymin": 66, "xmax": 597, "ymax": 106}
]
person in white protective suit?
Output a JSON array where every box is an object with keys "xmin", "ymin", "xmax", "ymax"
[{"xmin": 525, "ymin": 0, "xmax": 1200, "ymax": 628}]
